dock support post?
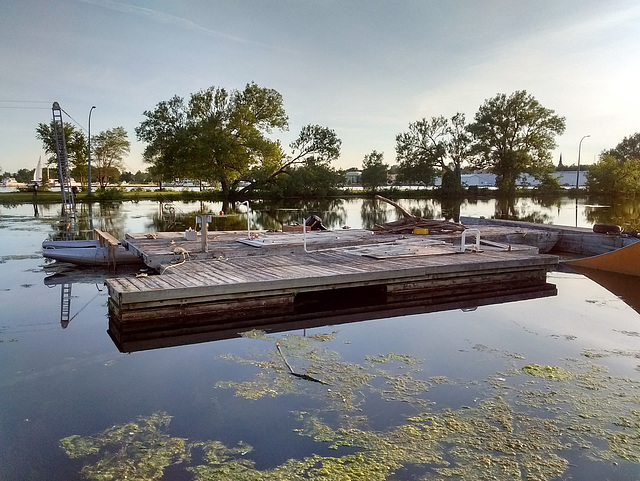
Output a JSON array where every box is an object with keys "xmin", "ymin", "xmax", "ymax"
[{"xmin": 196, "ymin": 215, "xmax": 212, "ymax": 253}]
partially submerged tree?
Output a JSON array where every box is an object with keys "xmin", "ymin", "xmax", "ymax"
[
  {"xmin": 241, "ymin": 124, "xmax": 342, "ymax": 195},
  {"xmin": 467, "ymin": 90, "xmax": 566, "ymax": 196},
  {"xmin": 360, "ymin": 150, "xmax": 388, "ymax": 191},
  {"xmin": 395, "ymin": 113, "xmax": 472, "ymax": 195},
  {"xmin": 136, "ymin": 83, "xmax": 289, "ymax": 197},
  {"xmin": 92, "ymin": 126, "xmax": 130, "ymax": 188}
]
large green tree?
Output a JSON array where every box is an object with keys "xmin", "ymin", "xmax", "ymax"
[
  {"xmin": 136, "ymin": 83, "xmax": 289, "ymax": 197},
  {"xmin": 467, "ymin": 90, "xmax": 566, "ymax": 196},
  {"xmin": 35, "ymin": 121, "xmax": 88, "ymax": 184},
  {"xmin": 360, "ymin": 150, "xmax": 388, "ymax": 191},
  {"xmin": 395, "ymin": 113, "xmax": 472, "ymax": 194},
  {"xmin": 92, "ymin": 126, "xmax": 131, "ymax": 188}
]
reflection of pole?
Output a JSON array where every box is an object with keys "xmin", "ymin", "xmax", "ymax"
[
  {"xmin": 575, "ymin": 135, "xmax": 590, "ymax": 227},
  {"xmin": 88, "ymin": 106, "xmax": 96, "ymax": 195},
  {"xmin": 33, "ymin": 184, "xmax": 39, "ymax": 217},
  {"xmin": 576, "ymin": 135, "xmax": 590, "ymax": 190}
]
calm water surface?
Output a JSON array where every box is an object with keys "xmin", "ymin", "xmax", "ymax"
[{"xmin": 1, "ymin": 198, "xmax": 640, "ymax": 480}]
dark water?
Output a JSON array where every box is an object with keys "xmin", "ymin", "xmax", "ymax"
[{"xmin": 1, "ymin": 198, "xmax": 640, "ymax": 480}]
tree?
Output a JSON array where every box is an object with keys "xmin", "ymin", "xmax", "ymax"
[
  {"xmin": 272, "ymin": 157, "xmax": 344, "ymax": 198},
  {"xmin": 136, "ymin": 83, "xmax": 289, "ymax": 198},
  {"xmin": 241, "ymin": 124, "xmax": 342, "ymax": 195},
  {"xmin": 467, "ymin": 90, "xmax": 566, "ymax": 196},
  {"xmin": 601, "ymin": 133, "xmax": 640, "ymax": 163},
  {"xmin": 360, "ymin": 150, "xmax": 388, "ymax": 191},
  {"xmin": 35, "ymin": 121, "xmax": 88, "ymax": 183},
  {"xmin": 587, "ymin": 154, "xmax": 640, "ymax": 197},
  {"xmin": 395, "ymin": 113, "xmax": 472, "ymax": 194},
  {"xmin": 92, "ymin": 126, "xmax": 130, "ymax": 188},
  {"xmin": 136, "ymin": 95, "xmax": 189, "ymax": 189}
]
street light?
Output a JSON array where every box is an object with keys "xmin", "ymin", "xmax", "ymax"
[
  {"xmin": 576, "ymin": 135, "xmax": 590, "ymax": 190},
  {"xmin": 88, "ymin": 106, "xmax": 96, "ymax": 195}
]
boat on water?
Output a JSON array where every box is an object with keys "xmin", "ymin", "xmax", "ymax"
[
  {"xmin": 563, "ymin": 240, "xmax": 640, "ymax": 277},
  {"xmin": 42, "ymin": 239, "xmax": 142, "ymax": 266}
]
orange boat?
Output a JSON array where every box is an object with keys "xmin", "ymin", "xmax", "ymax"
[{"xmin": 564, "ymin": 241, "xmax": 640, "ymax": 277}]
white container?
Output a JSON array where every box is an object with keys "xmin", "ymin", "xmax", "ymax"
[{"xmin": 184, "ymin": 230, "xmax": 197, "ymax": 241}]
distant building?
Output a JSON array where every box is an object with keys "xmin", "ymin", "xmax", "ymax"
[
  {"xmin": 345, "ymin": 171, "xmax": 361, "ymax": 184},
  {"xmin": 553, "ymin": 170, "xmax": 587, "ymax": 187},
  {"xmin": 431, "ymin": 170, "xmax": 587, "ymax": 188}
]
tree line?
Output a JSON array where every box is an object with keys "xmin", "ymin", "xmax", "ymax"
[
  {"xmin": 25, "ymin": 83, "xmax": 637, "ymax": 198},
  {"xmin": 586, "ymin": 133, "xmax": 640, "ymax": 197}
]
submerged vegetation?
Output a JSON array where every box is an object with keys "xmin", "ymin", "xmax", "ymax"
[{"xmin": 60, "ymin": 331, "xmax": 640, "ymax": 480}]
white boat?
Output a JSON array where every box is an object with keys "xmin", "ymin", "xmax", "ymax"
[
  {"xmin": 1, "ymin": 177, "xmax": 25, "ymax": 188},
  {"xmin": 31, "ymin": 157, "xmax": 43, "ymax": 187},
  {"xmin": 42, "ymin": 239, "xmax": 142, "ymax": 266}
]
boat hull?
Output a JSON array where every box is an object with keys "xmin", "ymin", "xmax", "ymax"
[
  {"xmin": 564, "ymin": 241, "xmax": 640, "ymax": 277},
  {"xmin": 43, "ymin": 239, "xmax": 101, "ymax": 249},
  {"xmin": 42, "ymin": 245, "xmax": 141, "ymax": 266}
]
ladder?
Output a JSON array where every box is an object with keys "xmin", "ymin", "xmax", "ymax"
[{"xmin": 52, "ymin": 102, "xmax": 76, "ymax": 217}]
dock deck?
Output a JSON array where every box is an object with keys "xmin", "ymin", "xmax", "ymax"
[{"xmin": 106, "ymin": 229, "xmax": 558, "ymax": 331}]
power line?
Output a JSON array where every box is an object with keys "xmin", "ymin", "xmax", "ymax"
[
  {"xmin": 0, "ymin": 106, "xmax": 50, "ymax": 110},
  {"xmin": 0, "ymin": 99, "xmax": 51, "ymax": 103}
]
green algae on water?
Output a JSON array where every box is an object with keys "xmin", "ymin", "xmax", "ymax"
[
  {"xmin": 61, "ymin": 332, "xmax": 640, "ymax": 480},
  {"xmin": 60, "ymin": 412, "xmax": 189, "ymax": 481},
  {"xmin": 522, "ymin": 364, "xmax": 574, "ymax": 380}
]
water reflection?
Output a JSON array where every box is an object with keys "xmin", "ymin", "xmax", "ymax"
[
  {"xmin": 494, "ymin": 196, "xmax": 554, "ymax": 224},
  {"xmin": 5, "ymin": 200, "xmax": 640, "ymax": 480},
  {"xmin": 360, "ymin": 198, "xmax": 388, "ymax": 229},
  {"xmin": 585, "ymin": 197, "xmax": 640, "ymax": 231},
  {"xmin": 107, "ymin": 282, "xmax": 557, "ymax": 353},
  {"xmin": 566, "ymin": 265, "xmax": 640, "ymax": 314}
]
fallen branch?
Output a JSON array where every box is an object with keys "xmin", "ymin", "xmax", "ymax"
[
  {"xmin": 375, "ymin": 195, "xmax": 415, "ymax": 219},
  {"xmin": 276, "ymin": 341, "xmax": 328, "ymax": 385}
]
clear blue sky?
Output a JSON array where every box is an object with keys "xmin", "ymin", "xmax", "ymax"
[{"xmin": 1, "ymin": 0, "xmax": 639, "ymax": 175}]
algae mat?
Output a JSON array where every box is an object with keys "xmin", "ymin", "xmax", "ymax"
[{"xmin": 61, "ymin": 329, "xmax": 640, "ymax": 480}]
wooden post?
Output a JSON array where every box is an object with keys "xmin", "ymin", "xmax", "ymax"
[{"xmin": 196, "ymin": 215, "xmax": 212, "ymax": 253}]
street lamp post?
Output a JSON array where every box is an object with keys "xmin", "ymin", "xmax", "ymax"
[
  {"xmin": 576, "ymin": 135, "xmax": 590, "ymax": 190},
  {"xmin": 88, "ymin": 106, "xmax": 96, "ymax": 195}
]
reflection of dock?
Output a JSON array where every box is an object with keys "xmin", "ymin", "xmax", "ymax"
[
  {"xmin": 108, "ymin": 280, "xmax": 557, "ymax": 353},
  {"xmin": 105, "ymin": 229, "xmax": 558, "ymax": 329}
]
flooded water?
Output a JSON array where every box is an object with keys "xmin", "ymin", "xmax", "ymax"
[{"xmin": 1, "ymin": 197, "xmax": 640, "ymax": 480}]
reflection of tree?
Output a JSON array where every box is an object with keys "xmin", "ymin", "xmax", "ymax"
[
  {"xmin": 440, "ymin": 198, "xmax": 462, "ymax": 222},
  {"xmin": 495, "ymin": 196, "xmax": 517, "ymax": 219},
  {"xmin": 250, "ymin": 199, "xmax": 348, "ymax": 230},
  {"xmin": 360, "ymin": 198, "xmax": 388, "ymax": 229},
  {"xmin": 494, "ymin": 196, "xmax": 551, "ymax": 224},
  {"xmin": 585, "ymin": 198, "xmax": 640, "ymax": 231},
  {"xmin": 405, "ymin": 201, "xmax": 435, "ymax": 220},
  {"xmin": 94, "ymin": 203, "xmax": 128, "ymax": 238}
]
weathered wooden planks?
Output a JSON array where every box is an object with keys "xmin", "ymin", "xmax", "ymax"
[{"xmin": 106, "ymin": 234, "xmax": 558, "ymax": 324}]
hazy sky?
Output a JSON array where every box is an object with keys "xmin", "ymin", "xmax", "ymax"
[{"xmin": 1, "ymin": 0, "xmax": 639, "ymax": 175}]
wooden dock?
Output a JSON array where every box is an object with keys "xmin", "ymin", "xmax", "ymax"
[{"xmin": 105, "ymin": 229, "xmax": 558, "ymax": 334}]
